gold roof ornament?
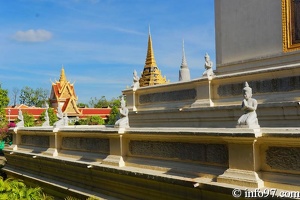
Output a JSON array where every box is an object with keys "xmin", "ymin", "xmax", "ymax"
[
  {"xmin": 59, "ymin": 66, "xmax": 67, "ymax": 85},
  {"xmin": 145, "ymin": 26, "xmax": 157, "ymax": 68},
  {"xmin": 139, "ymin": 27, "xmax": 168, "ymax": 87}
]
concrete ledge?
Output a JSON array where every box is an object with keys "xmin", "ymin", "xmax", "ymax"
[
  {"xmin": 2, "ymin": 151, "xmax": 236, "ymax": 200},
  {"xmin": 127, "ymin": 101, "xmax": 300, "ymax": 128},
  {"xmin": 4, "ymin": 126, "xmax": 300, "ymax": 199}
]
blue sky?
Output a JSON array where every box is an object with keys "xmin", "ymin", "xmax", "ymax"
[{"xmin": 0, "ymin": 0, "xmax": 215, "ymax": 105}]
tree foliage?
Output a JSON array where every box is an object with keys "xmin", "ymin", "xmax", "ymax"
[
  {"xmin": 39, "ymin": 108, "xmax": 58, "ymax": 126},
  {"xmin": 23, "ymin": 112, "xmax": 35, "ymax": 127},
  {"xmin": 76, "ymin": 116, "xmax": 104, "ymax": 125},
  {"xmin": 86, "ymin": 116, "xmax": 104, "ymax": 125},
  {"xmin": 14, "ymin": 111, "xmax": 35, "ymax": 127},
  {"xmin": 107, "ymin": 105, "xmax": 119, "ymax": 125},
  {"xmin": 89, "ymin": 96, "xmax": 109, "ymax": 108},
  {"xmin": 0, "ymin": 177, "xmax": 54, "ymax": 200},
  {"xmin": 0, "ymin": 85, "xmax": 9, "ymax": 109},
  {"xmin": 0, "ymin": 177, "xmax": 98, "ymax": 200},
  {"xmin": 77, "ymin": 102, "xmax": 89, "ymax": 108},
  {"xmin": 19, "ymin": 86, "xmax": 49, "ymax": 107},
  {"xmin": 89, "ymin": 96, "xmax": 121, "ymax": 108},
  {"xmin": 0, "ymin": 84, "xmax": 9, "ymax": 134},
  {"xmin": 11, "ymin": 87, "xmax": 20, "ymax": 106}
]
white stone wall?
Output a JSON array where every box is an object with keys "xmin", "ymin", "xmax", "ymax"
[{"xmin": 215, "ymin": 0, "xmax": 282, "ymax": 66}]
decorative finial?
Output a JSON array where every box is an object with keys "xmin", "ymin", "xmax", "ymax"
[
  {"xmin": 145, "ymin": 26, "xmax": 157, "ymax": 67},
  {"xmin": 59, "ymin": 66, "xmax": 67, "ymax": 84},
  {"xmin": 245, "ymin": 82, "xmax": 249, "ymax": 88},
  {"xmin": 139, "ymin": 27, "xmax": 168, "ymax": 87},
  {"xmin": 243, "ymin": 81, "xmax": 252, "ymax": 93},
  {"xmin": 181, "ymin": 39, "xmax": 188, "ymax": 68},
  {"xmin": 179, "ymin": 39, "xmax": 191, "ymax": 81}
]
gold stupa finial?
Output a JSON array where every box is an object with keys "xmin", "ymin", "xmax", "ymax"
[
  {"xmin": 145, "ymin": 26, "xmax": 157, "ymax": 67},
  {"xmin": 59, "ymin": 65, "xmax": 67, "ymax": 84},
  {"xmin": 139, "ymin": 27, "xmax": 168, "ymax": 87}
]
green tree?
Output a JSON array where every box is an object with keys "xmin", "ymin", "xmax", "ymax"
[
  {"xmin": 89, "ymin": 96, "xmax": 122, "ymax": 108},
  {"xmin": 107, "ymin": 105, "xmax": 119, "ymax": 125},
  {"xmin": 23, "ymin": 112, "xmax": 35, "ymax": 127},
  {"xmin": 86, "ymin": 116, "xmax": 104, "ymax": 125},
  {"xmin": 77, "ymin": 102, "xmax": 89, "ymax": 108},
  {"xmin": 106, "ymin": 96, "xmax": 121, "ymax": 125},
  {"xmin": 94, "ymin": 96, "xmax": 109, "ymax": 108},
  {"xmin": 88, "ymin": 97, "xmax": 98, "ymax": 108},
  {"xmin": 109, "ymin": 97, "xmax": 121, "ymax": 108},
  {"xmin": 15, "ymin": 112, "xmax": 35, "ymax": 127},
  {"xmin": 0, "ymin": 84, "xmax": 9, "ymax": 139},
  {"xmin": 75, "ymin": 118, "xmax": 87, "ymax": 125},
  {"xmin": 19, "ymin": 86, "xmax": 49, "ymax": 107},
  {"xmin": 0, "ymin": 85, "xmax": 10, "ymax": 109},
  {"xmin": 39, "ymin": 108, "xmax": 58, "ymax": 126}
]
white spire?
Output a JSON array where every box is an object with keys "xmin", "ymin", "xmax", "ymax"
[
  {"xmin": 148, "ymin": 24, "xmax": 151, "ymax": 35},
  {"xmin": 179, "ymin": 39, "xmax": 191, "ymax": 81},
  {"xmin": 181, "ymin": 39, "xmax": 188, "ymax": 69}
]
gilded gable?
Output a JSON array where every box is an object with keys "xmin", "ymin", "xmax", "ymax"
[{"xmin": 50, "ymin": 67, "xmax": 81, "ymax": 116}]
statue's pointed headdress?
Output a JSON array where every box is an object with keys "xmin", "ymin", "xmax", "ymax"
[{"xmin": 243, "ymin": 82, "xmax": 252, "ymax": 92}]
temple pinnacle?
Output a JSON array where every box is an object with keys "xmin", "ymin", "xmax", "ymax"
[
  {"xmin": 179, "ymin": 39, "xmax": 191, "ymax": 81},
  {"xmin": 59, "ymin": 66, "xmax": 67, "ymax": 84},
  {"xmin": 145, "ymin": 27, "xmax": 157, "ymax": 67},
  {"xmin": 181, "ymin": 39, "xmax": 188, "ymax": 69},
  {"xmin": 139, "ymin": 28, "xmax": 168, "ymax": 87}
]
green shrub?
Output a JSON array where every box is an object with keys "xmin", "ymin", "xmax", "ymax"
[
  {"xmin": 75, "ymin": 116, "xmax": 104, "ymax": 125},
  {"xmin": 39, "ymin": 108, "xmax": 58, "ymax": 126},
  {"xmin": 0, "ymin": 177, "xmax": 54, "ymax": 200},
  {"xmin": 86, "ymin": 116, "xmax": 104, "ymax": 125},
  {"xmin": 107, "ymin": 105, "xmax": 119, "ymax": 125},
  {"xmin": 15, "ymin": 112, "xmax": 35, "ymax": 127}
]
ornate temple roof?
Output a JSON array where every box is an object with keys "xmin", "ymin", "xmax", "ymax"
[
  {"xmin": 139, "ymin": 28, "xmax": 168, "ymax": 87},
  {"xmin": 50, "ymin": 67, "xmax": 81, "ymax": 116}
]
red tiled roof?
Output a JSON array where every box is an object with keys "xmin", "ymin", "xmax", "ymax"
[
  {"xmin": 5, "ymin": 107, "xmax": 47, "ymax": 120},
  {"xmin": 79, "ymin": 108, "xmax": 111, "ymax": 119},
  {"xmin": 80, "ymin": 108, "xmax": 111, "ymax": 115},
  {"xmin": 51, "ymin": 82, "xmax": 76, "ymax": 100},
  {"xmin": 5, "ymin": 107, "xmax": 112, "ymax": 121}
]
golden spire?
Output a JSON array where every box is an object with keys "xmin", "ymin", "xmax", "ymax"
[
  {"xmin": 145, "ymin": 26, "xmax": 157, "ymax": 67},
  {"xmin": 59, "ymin": 66, "xmax": 67, "ymax": 84},
  {"xmin": 139, "ymin": 27, "xmax": 168, "ymax": 87}
]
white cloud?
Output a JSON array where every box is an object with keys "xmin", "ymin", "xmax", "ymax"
[{"xmin": 12, "ymin": 29, "xmax": 53, "ymax": 42}]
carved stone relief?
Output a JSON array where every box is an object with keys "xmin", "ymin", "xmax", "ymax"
[
  {"xmin": 139, "ymin": 89, "xmax": 197, "ymax": 104},
  {"xmin": 62, "ymin": 137, "xmax": 109, "ymax": 153},
  {"xmin": 129, "ymin": 140, "xmax": 228, "ymax": 166},
  {"xmin": 21, "ymin": 135, "xmax": 49, "ymax": 147},
  {"xmin": 266, "ymin": 146, "xmax": 300, "ymax": 171},
  {"xmin": 218, "ymin": 76, "xmax": 300, "ymax": 97}
]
